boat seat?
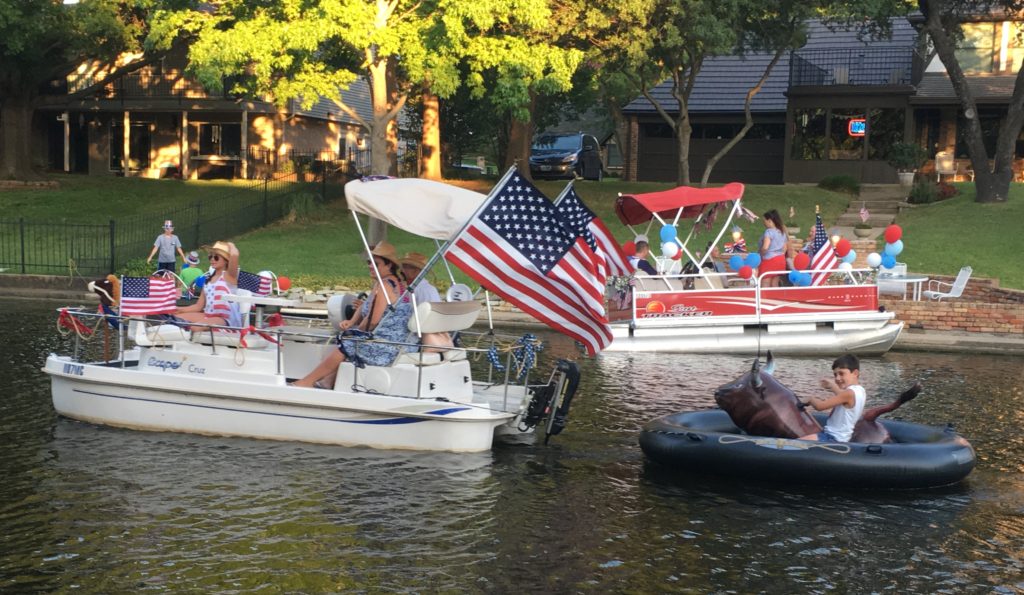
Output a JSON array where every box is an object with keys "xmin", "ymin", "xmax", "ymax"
[
  {"xmin": 392, "ymin": 347, "xmax": 468, "ymax": 366},
  {"xmin": 407, "ymin": 300, "xmax": 481, "ymax": 334},
  {"xmin": 190, "ymin": 328, "xmax": 270, "ymax": 349},
  {"xmin": 130, "ymin": 321, "xmax": 190, "ymax": 346},
  {"xmin": 693, "ymin": 275, "xmax": 725, "ymax": 290}
]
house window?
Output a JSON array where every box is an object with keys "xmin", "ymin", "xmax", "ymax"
[
  {"xmin": 867, "ymin": 108, "xmax": 906, "ymax": 161},
  {"xmin": 109, "ymin": 121, "xmax": 152, "ymax": 171},
  {"xmin": 829, "ymin": 109, "xmax": 865, "ymax": 160},
  {"xmin": 1009, "ymin": 23, "xmax": 1024, "ymax": 72},
  {"xmin": 791, "ymin": 108, "xmax": 826, "ymax": 160},
  {"xmin": 955, "ymin": 109, "xmax": 1003, "ymax": 157},
  {"xmin": 642, "ymin": 123, "xmax": 674, "ymax": 138},
  {"xmin": 955, "ymin": 23, "xmax": 997, "ymax": 74},
  {"xmin": 197, "ymin": 123, "xmax": 241, "ymax": 156}
]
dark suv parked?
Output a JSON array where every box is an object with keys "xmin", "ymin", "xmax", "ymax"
[{"xmin": 529, "ymin": 132, "xmax": 603, "ymax": 180}]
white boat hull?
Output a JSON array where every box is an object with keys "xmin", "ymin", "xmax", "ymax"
[{"xmin": 45, "ymin": 352, "xmax": 518, "ymax": 452}]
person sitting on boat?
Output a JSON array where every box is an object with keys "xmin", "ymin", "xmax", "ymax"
[
  {"xmin": 758, "ymin": 209, "xmax": 789, "ymax": 288},
  {"xmin": 292, "ymin": 242, "xmax": 414, "ymax": 388},
  {"xmin": 797, "ymin": 354, "xmax": 867, "ymax": 443},
  {"xmin": 175, "ymin": 241, "xmax": 242, "ymax": 330},
  {"xmin": 630, "ymin": 241, "xmax": 658, "ymax": 276},
  {"xmin": 400, "ymin": 252, "xmax": 440, "ymax": 304}
]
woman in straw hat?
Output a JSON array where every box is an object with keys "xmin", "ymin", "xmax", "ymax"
[
  {"xmin": 177, "ymin": 241, "xmax": 242, "ymax": 329},
  {"xmin": 292, "ymin": 241, "xmax": 414, "ymax": 388}
]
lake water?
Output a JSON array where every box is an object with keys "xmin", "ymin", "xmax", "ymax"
[{"xmin": 2, "ymin": 299, "xmax": 1022, "ymax": 593}]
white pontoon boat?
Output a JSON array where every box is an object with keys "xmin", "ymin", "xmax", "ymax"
[
  {"xmin": 605, "ymin": 184, "xmax": 902, "ymax": 355},
  {"xmin": 44, "ymin": 178, "xmax": 580, "ymax": 452}
]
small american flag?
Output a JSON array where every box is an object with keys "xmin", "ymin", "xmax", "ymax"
[
  {"xmin": 237, "ymin": 270, "xmax": 273, "ymax": 296},
  {"xmin": 120, "ymin": 276, "xmax": 178, "ymax": 316},
  {"xmin": 805, "ymin": 213, "xmax": 838, "ymax": 285},
  {"xmin": 554, "ymin": 185, "xmax": 633, "ymax": 278},
  {"xmin": 445, "ymin": 168, "xmax": 611, "ymax": 355},
  {"xmin": 860, "ymin": 202, "xmax": 870, "ymax": 224}
]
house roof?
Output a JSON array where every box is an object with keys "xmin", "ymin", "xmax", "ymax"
[
  {"xmin": 289, "ymin": 78, "xmax": 373, "ymax": 126},
  {"xmin": 623, "ymin": 18, "xmax": 918, "ymax": 115},
  {"xmin": 911, "ymin": 72, "xmax": 1019, "ymax": 104}
]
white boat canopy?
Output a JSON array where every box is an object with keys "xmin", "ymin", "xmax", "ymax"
[{"xmin": 344, "ymin": 178, "xmax": 487, "ymax": 241}]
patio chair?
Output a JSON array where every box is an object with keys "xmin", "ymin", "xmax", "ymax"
[
  {"xmin": 922, "ymin": 266, "xmax": 972, "ymax": 301},
  {"xmin": 876, "ymin": 262, "xmax": 907, "ymax": 298},
  {"xmin": 934, "ymin": 152, "xmax": 955, "ymax": 182}
]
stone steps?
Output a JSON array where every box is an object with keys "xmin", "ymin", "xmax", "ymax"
[{"xmin": 834, "ymin": 184, "xmax": 908, "ymax": 229}]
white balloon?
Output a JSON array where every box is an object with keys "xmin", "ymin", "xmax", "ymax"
[
  {"xmin": 866, "ymin": 252, "xmax": 882, "ymax": 268},
  {"xmin": 661, "ymin": 242, "xmax": 679, "ymax": 258},
  {"xmin": 838, "ymin": 262, "xmax": 853, "ymax": 271}
]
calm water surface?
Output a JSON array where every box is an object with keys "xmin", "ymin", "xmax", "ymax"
[{"xmin": 1, "ymin": 300, "xmax": 1022, "ymax": 593}]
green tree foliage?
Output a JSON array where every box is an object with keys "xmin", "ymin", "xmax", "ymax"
[{"xmin": 0, "ymin": 0, "xmax": 143, "ymax": 178}]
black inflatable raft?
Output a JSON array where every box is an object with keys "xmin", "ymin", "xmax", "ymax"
[{"xmin": 640, "ymin": 410, "xmax": 976, "ymax": 489}]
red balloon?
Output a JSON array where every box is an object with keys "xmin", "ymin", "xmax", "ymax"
[
  {"xmin": 738, "ymin": 265, "xmax": 753, "ymax": 279},
  {"xmin": 835, "ymin": 238, "xmax": 851, "ymax": 258},
  {"xmin": 793, "ymin": 252, "xmax": 810, "ymax": 270},
  {"xmin": 884, "ymin": 224, "xmax": 902, "ymax": 244},
  {"xmin": 277, "ymin": 276, "xmax": 291, "ymax": 291},
  {"xmin": 623, "ymin": 241, "xmax": 637, "ymax": 257}
]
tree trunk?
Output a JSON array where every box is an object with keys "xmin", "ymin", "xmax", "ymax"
[
  {"xmin": 420, "ymin": 84, "xmax": 441, "ymax": 180},
  {"xmin": 504, "ymin": 92, "xmax": 536, "ymax": 180},
  {"xmin": 674, "ymin": 113, "xmax": 692, "ymax": 187},
  {"xmin": 367, "ymin": 59, "xmax": 392, "ymax": 245},
  {"xmin": 0, "ymin": 96, "xmax": 37, "ymax": 180}
]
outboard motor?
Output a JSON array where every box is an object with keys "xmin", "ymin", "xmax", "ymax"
[{"xmin": 521, "ymin": 359, "xmax": 581, "ymax": 444}]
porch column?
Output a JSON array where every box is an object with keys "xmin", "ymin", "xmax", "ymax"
[
  {"xmin": 62, "ymin": 111, "xmax": 70, "ymax": 172},
  {"xmin": 180, "ymin": 111, "xmax": 189, "ymax": 179},
  {"xmin": 241, "ymin": 108, "xmax": 248, "ymax": 179},
  {"xmin": 122, "ymin": 111, "xmax": 130, "ymax": 176}
]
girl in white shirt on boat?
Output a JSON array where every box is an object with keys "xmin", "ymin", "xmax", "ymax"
[{"xmin": 797, "ymin": 354, "xmax": 866, "ymax": 443}]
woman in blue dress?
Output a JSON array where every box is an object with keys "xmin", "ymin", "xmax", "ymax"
[{"xmin": 292, "ymin": 242, "xmax": 413, "ymax": 388}]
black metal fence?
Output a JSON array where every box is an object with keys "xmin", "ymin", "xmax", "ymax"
[
  {"xmin": 789, "ymin": 48, "xmax": 914, "ymax": 87},
  {"xmin": 0, "ymin": 169, "xmax": 349, "ymax": 277}
]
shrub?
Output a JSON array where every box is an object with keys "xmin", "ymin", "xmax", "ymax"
[
  {"xmin": 119, "ymin": 257, "xmax": 153, "ymax": 277},
  {"xmin": 885, "ymin": 142, "xmax": 928, "ymax": 172},
  {"xmin": 817, "ymin": 175, "xmax": 860, "ymax": 195},
  {"xmin": 936, "ymin": 181, "xmax": 959, "ymax": 200},
  {"xmin": 907, "ymin": 181, "xmax": 939, "ymax": 204}
]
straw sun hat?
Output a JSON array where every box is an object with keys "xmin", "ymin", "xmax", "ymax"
[
  {"xmin": 207, "ymin": 241, "xmax": 231, "ymax": 260},
  {"xmin": 369, "ymin": 241, "xmax": 399, "ymax": 266},
  {"xmin": 399, "ymin": 252, "xmax": 428, "ymax": 270}
]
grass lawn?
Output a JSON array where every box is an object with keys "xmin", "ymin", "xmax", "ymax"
[{"xmin": 6, "ymin": 174, "xmax": 1020, "ymax": 291}]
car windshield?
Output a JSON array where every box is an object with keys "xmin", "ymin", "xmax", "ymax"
[{"xmin": 532, "ymin": 134, "xmax": 581, "ymax": 152}]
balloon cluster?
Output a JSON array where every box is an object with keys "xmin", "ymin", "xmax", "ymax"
[
  {"xmin": 660, "ymin": 225, "xmax": 682, "ymax": 260},
  {"xmin": 728, "ymin": 252, "xmax": 762, "ymax": 279},
  {"xmin": 866, "ymin": 225, "xmax": 904, "ymax": 270}
]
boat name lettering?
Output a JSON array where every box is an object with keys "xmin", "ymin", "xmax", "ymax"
[
  {"xmin": 147, "ymin": 357, "xmax": 182, "ymax": 371},
  {"xmin": 187, "ymin": 364, "xmax": 206, "ymax": 375},
  {"xmin": 63, "ymin": 363, "xmax": 84, "ymax": 376},
  {"xmin": 668, "ymin": 305, "xmax": 712, "ymax": 317}
]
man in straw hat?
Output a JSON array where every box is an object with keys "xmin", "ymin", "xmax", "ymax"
[
  {"xmin": 400, "ymin": 252, "xmax": 441, "ymax": 304},
  {"xmin": 147, "ymin": 220, "xmax": 186, "ymax": 273}
]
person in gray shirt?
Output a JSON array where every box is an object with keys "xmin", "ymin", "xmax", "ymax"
[{"xmin": 147, "ymin": 219, "xmax": 186, "ymax": 273}]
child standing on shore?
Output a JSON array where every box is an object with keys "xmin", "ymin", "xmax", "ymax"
[
  {"xmin": 798, "ymin": 354, "xmax": 866, "ymax": 442},
  {"xmin": 147, "ymin": 220, "xmax": 186, "ymax": 273}
]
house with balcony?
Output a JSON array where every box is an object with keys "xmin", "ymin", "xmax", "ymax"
[
  {"xmin": 35, "ymin": 46, "xmax": 372, "ymax": 179},
  {"xmin": 621, "ymin": 15, "xmax": 1024, "ymax": 184}
]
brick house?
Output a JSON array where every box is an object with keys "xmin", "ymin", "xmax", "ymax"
[{"xmin": 34, "ymin": 46, "xmax": 372, "ymax": 180}]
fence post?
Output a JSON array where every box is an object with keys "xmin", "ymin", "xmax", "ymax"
[
  {"xmin": 263, "ymin": 177, "xmax": 269, "ymax": 225},
  {"xmin": 109, "ymin": 219, "xmax": 116, "ymax": 273},
  {"xmin": 19, "ymin": 218, "xmax": 26, "ymax": 274}
]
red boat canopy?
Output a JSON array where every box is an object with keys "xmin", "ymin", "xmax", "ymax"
[{"xmin": 615, "ymin": 182, "xmax": 745, "ymax": 225}]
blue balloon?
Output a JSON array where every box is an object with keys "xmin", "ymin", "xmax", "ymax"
[
  {"xmin": 745, "ymin": 253, "xmax": 762, "ymax": 268},
  {"xmin": 788, "ymin": 270, "xmax": 800, "ymax": 284},
  {"xmin": 842, "ymin": 249, "xmax": 857, "ymax": 264},
  {"xmin": 798, "ymin": 272, "xmax": 813, "ymax": 286},
  {"xmin": 193, "ymin": 275, "xmax": 207, "ymax": 290},
  {"xmin": 881, "ymin": 254, "xmax": 897, "ymax": 269},
  {"xmin": 729, "ymin": 255, "xmax": 744, "ymax": 271},
  {"xmin": 660, "ymin": 224, "xmax": 677, "ymax": 243},
  {"xmin": 884, "ymin": 240, "xmax": 904, "ymax": 256}
]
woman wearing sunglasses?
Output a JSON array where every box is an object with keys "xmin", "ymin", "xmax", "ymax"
[{"xmin": 176, "ymin": 240, "xmax": 241, "ymax": 329}]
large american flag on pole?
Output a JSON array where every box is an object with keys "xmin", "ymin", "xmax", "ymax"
[
  {"xmin": 120, "ymin": 276, "xmax": 178, "ymax": 316},
  {"xmin": 444, "ymin": 168, "xmax": 612, "ymax": 355},
  {"xmin": 553, "ymin": 184, "xmax": 633, "ymax": 277},
  {"xmin": 805, "ymin": 213, "xmax": 837, "ymax": 286},
  {"xmin": 237, "ymin": 270, "xmax": 273, "ymax": 296}
]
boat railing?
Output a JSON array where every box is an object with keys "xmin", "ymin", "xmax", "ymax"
[{"xmin": 54, "ymin": 308, "xmax": 542, "ymax": 404}]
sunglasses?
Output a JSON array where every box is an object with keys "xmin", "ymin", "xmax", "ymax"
[{"xmin": 209, "ymin": 254, "xmax": 222, "ymax": 262}]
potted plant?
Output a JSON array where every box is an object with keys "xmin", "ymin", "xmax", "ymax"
[
  {"xmin": 886, "ymin": 142, "xmax": 928, "ymax": 187},
  {"xmin": 785, "ymin": 206, "xmax": 800, "ymax": 237}
]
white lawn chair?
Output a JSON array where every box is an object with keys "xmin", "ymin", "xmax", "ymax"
[{"xmin": 922, "ymin": 266, "xmax": 972, "ymax": 301}]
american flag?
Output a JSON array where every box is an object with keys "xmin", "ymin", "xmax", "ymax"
[
  {"xmin": 120, "ymin": 276, "xmax": 178, "ymax": 316},
  {"xmin": 444, "ymin": 168, "xmax": 612, "ymax": 355},
  {"xmin": 725, "ymin": 238, "xmax": 746, "ymax": 253},
  {"xmin": 554, "ymin": 185, "xmax": 633, "ymax": 277},
  {"xmin": 805, "ymin": 213, "xmax": 837, "ymax": 285},
  {"xmin": 237, "ymin": 270, "xmax": 273, "ymax": 296}
]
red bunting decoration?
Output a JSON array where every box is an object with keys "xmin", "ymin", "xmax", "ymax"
[{"xmin": 884, "ymin": 225, "xmax": 902, "ymax": 244}]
